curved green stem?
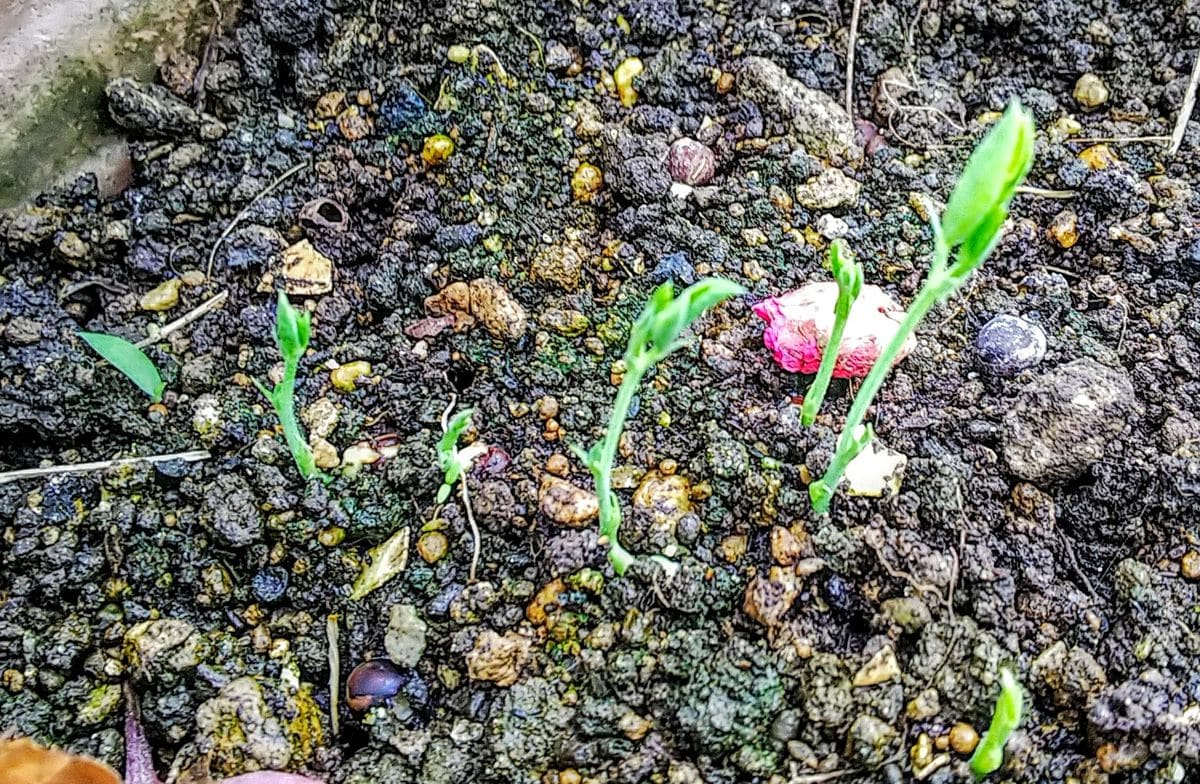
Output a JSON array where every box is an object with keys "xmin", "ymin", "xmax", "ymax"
[
  {"xmin": 801, "ymin": 311, "xmax": 851, "ymax": 426},
  {"xmin": 810, "ymin": 244, "xmax": 951, "ymax": 513},
  {"xmin": 277, "ymin": 360, "xmax": 318, "ymax": 480},
  {"xmin": 589, "ymin": 356, "xmax": 645, "ymax": 575}
]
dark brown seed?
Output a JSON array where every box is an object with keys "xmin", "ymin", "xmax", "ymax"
[{"xmin": 346, "ymin": 659, "xmax": 404, "ymax": 711}]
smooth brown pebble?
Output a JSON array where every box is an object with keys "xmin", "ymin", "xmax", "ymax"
[
  {"xmin": 1181, "ymin": 549, "xmax": 1200, "ymax": 580},
  {"xmin": 948, "ymin": 722, "xmax": 979, "ymax": 755},
  {"xmin": 546, "ymin": 454, "xmax": 570, "ymax": 477}
]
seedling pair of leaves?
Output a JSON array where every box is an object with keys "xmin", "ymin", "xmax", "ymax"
[
  {"xmin": 437, "ymin": 408, "xmax": 486, "ymax": 503},
  {"xmin": 577, "ymin": 277, "xmax": 744, "ymax": 574},
  {"xmin": 252, "ymin": 291, "xmax": 324, "ymax": 481},
  {"xmin": 809, "ymin": 100, "xmax": 1036, "ymax": 513}
]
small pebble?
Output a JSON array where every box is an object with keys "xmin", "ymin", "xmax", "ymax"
[
  {"xmin": 816, "ymin": 213, "xmax": 850, "ymax": 239},
  {"xmin": 315, "ymin": 91, "xmax": 345, "ymax": 118},
  {"xmin": 948, "ymin": 722, "xmax": 979, "ymax": 755},
  {"xmin": 1047, "ymin": 210, "xmax": 1079, "ymax": 248},
  {"xmin": 140, "ymin": 279, "xmax": 181, "ymax": 311},
  {"xmin": 318, "ymin": 526, "xmax": 345, "ymax": 546},
  {"xmin": 251, "ymin": 566, "xmax": 289, "ymax": 604},
  {"xmin": 331, "ymin": 361, "xmax": 372, "ymax": 392},
  {"xmin": 422, "ymin": 134, "xmax": 455, "ymax": 166},
  {"xmin": 1182, "ymin": 550, "xmax": 1200, "ymax": 580},
  {"xmin": 614, "ymin": 57, "xmax": 643, "ymax": 107},
  {"xmin": 337, "ymin": 106, "xmax": 372, "ymax": 140},
  {"xmin": 1079, "ymin": 144, "xmax": 1118, "ymax": 170},
  {"xmin": 1073, "ymin": 73, "xmax": 1109, "ymax": 110},
  {"xmin": 546, "ymin": 454, "xmax": 570, "ymax": 477},
  {"xmin": 417, "ymin": 532, "xmax": 449, "ymax": 563},
  {"xmin": 975, "ymin": 314, "xmax": 1047, "ymax": 375},
  {"xmin": 571, "ymin": 162, "xmax": 604, "ymax": 202},
  {"xmin": 618, "ymin": 712, "xmax": 652, "ymax": 741}
]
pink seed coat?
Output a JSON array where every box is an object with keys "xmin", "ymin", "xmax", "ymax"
[{"xmin": 753, "ymin": 282, "xmax": 915, "ymax": 377}]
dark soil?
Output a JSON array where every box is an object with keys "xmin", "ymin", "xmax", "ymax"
[{"xmin": 3, "ymin": 1, "xmax": 1200, "ymax": 782}]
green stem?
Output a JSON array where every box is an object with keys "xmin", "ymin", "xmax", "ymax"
[
  {"xmin": 801, "ymin": 306, "xmax": 851, "ymax": 426},
  {"xmin": 810, "ymin": 254, "xmax": 953, "ymax": 513},
  {"xmin": 274, "ymin": 358, "xmax": 318, "ymax": 480},
  {"xmin": 590, "ymin": 357, "xmax": 645, "ymax": 575}
]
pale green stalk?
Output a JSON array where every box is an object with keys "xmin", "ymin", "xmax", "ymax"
[
  {"xmin": 810, "ymin": 101, "xmax": 1035, "ymax": 513},
  {"xmin": 801, "ymin": 239, "xmax": 863, "ymax": 426}
]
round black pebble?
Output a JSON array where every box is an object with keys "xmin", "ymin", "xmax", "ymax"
[
  {"xmin": 975, "ymin": 314, "xmax": 1047, "ymax": 375},
  {"xmin": 251, "ymin": 566, "xmax": 289, "ymax": 604}
]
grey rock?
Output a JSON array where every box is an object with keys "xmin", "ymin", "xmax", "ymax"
[
  {"xmin": 105, "ymin": 78, "xmax": 201, "ymax": 136},
  {"xmin": 203, "ymin": 473, "xmax": 263, "ymax": 546},
  {"xmin": 794, "ymin": 167, "xmax": 861, "ymax": 209},
  {"xmin": 250, "ymin": 566, "xmax": 289, "ymax": 604},
  {"xmin": 385, "ymin": 604, "xmax": 428, "ymax": 667},
  {"xmin": 1002, "ymin": 358, "xmax": 1138, "ymax": 484},
  {"xmin": 975, "ymin": 314, "xmax": 1047, "ymax": 375},
  {"xmin": 608, "ymin": 155, "xmax": 671, "ymax": 203},
  {"xmin": 738, "ymin": 57, "xmax": 859, "ymax": 159}
]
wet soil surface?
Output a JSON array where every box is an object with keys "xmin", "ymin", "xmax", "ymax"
[{"xmin": 3, "ymin": 1, "xmax": 1200, "ymax": 782}]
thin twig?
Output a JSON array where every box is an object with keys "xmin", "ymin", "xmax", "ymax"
[
  {"xmin": 1015, "ymin": 185, "xmax": 1077, "ymax": 199},
  {"xmin": 0, "ymin": 450, "xmax": 211, "ymax": 485},
  {"xmin": 205, "ymin": 160, "xmax": 310, "ymax": 278},
  {"xmin": 1070, "ymin": 135, "xmax": 1172, "ymax": 144},
  {"xmin": 789, "ymin": 769, "xmax": 860, "ymax": 784},
  {"xmin": 844, "ymin": 0, "xmax": 863, "ymax": 116},
  {"xmin": 514, "ymin": 24, "xmax": 545, "ymax": 70},
  {"xmin": 135, "ymin": 290, "xmax": 228, "ymax": 348},
  {"xmin": 1058, "ymin": 529, "xmax": 1099, "ymax": 601},
  {"xmin": 192, "ymin": 0, "xmax": 225, "ymax": 111},
  {"xmin": 461, "ymin": 476, "xmax": 481, "ymax": 583},
  {"xmin": 1170, "ymin": 48, "xmax": 1200, "ymax": 155},
  {"xmin": 326, "ymin": 613, "xmax": 341, "ymax": 737}
]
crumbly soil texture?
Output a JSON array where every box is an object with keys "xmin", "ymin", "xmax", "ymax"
[{"xmin": 3, "ymin": 1, "xmax": 1200, "ymax": 782}]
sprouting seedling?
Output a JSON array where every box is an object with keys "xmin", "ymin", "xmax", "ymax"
[
  {"xmin": 78, "ymin": 332, "xmax": 166, "ymax": 403},
  {"xmin": 436, "ymin": 408, "xmax": 476, "ymax": 503},
  {"xmin": 253, "ymin": 291, "xmax": 322, "ymax": 481},
  {"xmin": 810, "ymin": 100, "xmax": 1035, "ymax": 514},
  {"xmin": 575, "ymin": 277, "xmax": 745, "ymax": 575},
  {"xmin": 800, "ymin": 239, "xmax": 863, "ymax": 426},
  {"xmin": 437, "ymin": 403, "xmax": 487, "ymax": 582},
  {"xmin": 969, "ymin": 666, "xmax": 1024, "ymax": 778}
]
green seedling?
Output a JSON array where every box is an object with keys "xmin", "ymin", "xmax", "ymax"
[
  {"xmin": 969, "ymin": 666, "xmax": 1024, "ymax": 778},
  {"xmin": 576, "ymin": 277, "xmax": 745, "ymax": 575},
  {"xmin": 801, "ymin": 239, "xmax": 863, "ymax": 426},
  {"xmin": 253, "ymin": 291, "xmax": 321, "ymax": 481},
  {"xmin": 78, "ymin": 332, "xmax": 166, "ymax": 403},
  {"xmin": 810, "ymin": 100, "xmax": 1035, "ymax": 513},
  {"xmin": 437, "ymin": 404, "xmax": 487, "ymax": 582},
  {"xmin": 437, "ymin": 408, "xmax": 477, "ymax": 504}
]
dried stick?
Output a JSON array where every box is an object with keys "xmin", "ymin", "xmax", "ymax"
[
  {"xmin": 135, "ymin": 290, "xmax": 228, "ymax": 348},
  {"xmin": 844, "ymin": 0, "xmax": 863, "ymax": 115},
  {"xmin": 1170, "ymin": 47, "xmax": 1200, "ymax": 155},
  {"xmin": 0, "ymin": 450, "xmax": 211, "ymax": 485},
  {"xmin": 205, "ymin": 160, "xmax": 309, "ymax": 278}
]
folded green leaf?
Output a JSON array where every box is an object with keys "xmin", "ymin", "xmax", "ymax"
[
  {"xmin": 78, "ymin": 332, "xmax": 166, "ymax": 402},
  {"xmin": 941, "ymin": 101, "xmax": 1035, "ymax": 249},
  {"xmin": 439, "ymin": 409, "xmax": 475, "ymax": 470},
  {"xmin": 969, "ymin": 666, "xmax": 1024, "ymax": 778},
  {"xmin": 275, "ymin": 290, "xmax": 311, "ymax": 363}
]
